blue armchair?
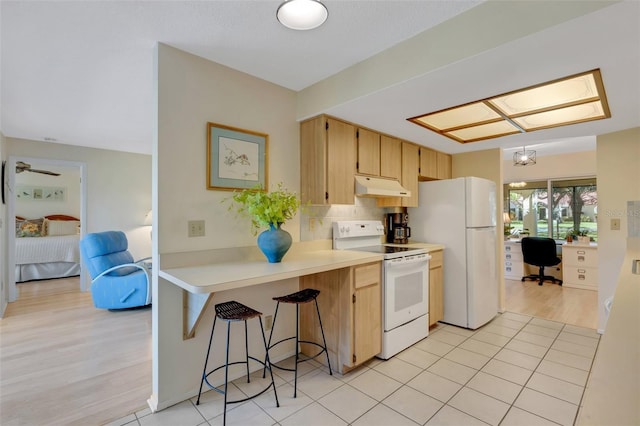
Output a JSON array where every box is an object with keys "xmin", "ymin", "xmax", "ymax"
[{"xmin": 80, "ymin": 231, "xmax": 151, "ymax": 310}]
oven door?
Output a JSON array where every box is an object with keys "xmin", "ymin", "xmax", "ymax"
[{"xmin": 383, "ymin": 253, "xmax": 430, "ymax": 331}]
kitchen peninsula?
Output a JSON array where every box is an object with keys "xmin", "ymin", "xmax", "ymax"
[{"xmin": 159, "ymin": 241, "xmax": 384, "ymax": 374}]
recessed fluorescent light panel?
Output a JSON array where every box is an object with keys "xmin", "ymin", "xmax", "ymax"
[{"xmin": 408, "ymin": 69, "xmax": 611, "ymax": 143}]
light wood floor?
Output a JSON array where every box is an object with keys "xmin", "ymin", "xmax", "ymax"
[
  {"xmin": 0, "ymin": 276, "xmax": 598, "ymax": 425},
  {"xmin": 0, "ymin": 277, "xmax": 152, "ymax": 426},
  {"xmin": 505, "ymin": 278, "xmax": 598, "ymax": 329}
]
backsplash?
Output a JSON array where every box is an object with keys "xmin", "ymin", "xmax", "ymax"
[{"xmin": 300, "ymin": 197, "xmax": 396, "ymax": 241}]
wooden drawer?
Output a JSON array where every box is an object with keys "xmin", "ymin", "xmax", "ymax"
[
  {"xmin": 563, "ymin": 247, "xmax": 598, "ymax": 267},
  {"xmin": 354, "ymin": 262, "xmax": 381, "ymax": 289},
  {"xmin": 429, "ymin": 250, "xmax": 443, "ymax": 268},
  {"xmin": 563, "ymin": 266, "xmax": 598, "ymax": 289}
]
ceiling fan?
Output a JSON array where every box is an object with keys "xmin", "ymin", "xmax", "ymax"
[{"xmin": 16, "ymin": 161, "xmax": 61, "ymax": 176}]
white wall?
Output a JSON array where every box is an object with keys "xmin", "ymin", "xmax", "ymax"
[
  {"xmin": 1, "ymin": 132, "xmax": 7, "ymax": 316},
  {"xmin": 6, "ymin": 138, "xmax": 152, "ymax": 260},
  {"xmin": 14, "ymin": 163, "xmax": 81, "ymax": 219},
  {"xmin": 154, "ymin": 44, "xmax": 300, "ymax": 410},
  {"xmin": 504, "ymin": 150, "xmax": 596, "ymax": 183},
  {"xmin": 596, "ymin": 127, "xmax": 640, "ymax": 332}
]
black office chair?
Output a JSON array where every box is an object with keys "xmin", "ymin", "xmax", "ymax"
[{"xmin": 520, "ymin": 237, "xmax": 563, "ymax": 286}]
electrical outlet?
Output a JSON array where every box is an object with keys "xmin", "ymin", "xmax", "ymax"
[
  {"xmin": 264, "ymin": 315, "xmax": 273, "ymax": 330},
  {"xmin": 188, "ymin": 220, "xmax": 205, "ymax": 237},
  {"xmin": 611, "ymin": 218, "xmax": 621, "ymax": 231}
]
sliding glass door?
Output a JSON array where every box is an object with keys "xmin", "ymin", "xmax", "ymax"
[
  {"xmin": 551, "ymin": 178, "xmax": 598, "ymax": 241},
  {"xmin": 505, "ymin": 177, "xmax": 597, "ymax": 241}
]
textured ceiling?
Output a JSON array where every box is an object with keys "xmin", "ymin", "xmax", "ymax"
[{"xmin": 1, "ymin": 1, "xmax": 638, "ymax": 157}]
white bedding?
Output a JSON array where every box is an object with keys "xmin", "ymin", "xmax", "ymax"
[{"xmin": 15, "ymin": 234, "xmax": 80, "ymax": 265}]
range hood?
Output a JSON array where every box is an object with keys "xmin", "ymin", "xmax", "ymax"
[{"xmin": 355, "ymin": 175, "xmax": 411, "ymax": 198}]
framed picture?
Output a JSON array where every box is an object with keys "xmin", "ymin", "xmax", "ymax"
[
  {"xmin": 207, "ymin": 122, "xmax": 268, "ymax": 191},
  {"xmin": 16, "ymin": 185, "xmax": 66, "ymax": 201}
]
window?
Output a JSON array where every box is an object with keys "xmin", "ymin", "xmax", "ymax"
[{"xmin": 505, "ymin": 177, "xmax": 597, "ymax": 241}]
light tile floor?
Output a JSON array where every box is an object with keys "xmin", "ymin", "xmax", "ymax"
[{"xmin": 108, "ymin": 312, "xmax": 600, "ymax": 426}]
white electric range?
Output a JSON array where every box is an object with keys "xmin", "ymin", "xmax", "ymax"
[{"xmin": 333, "ymin": 220, "xmax": 430, "ymax": 359}]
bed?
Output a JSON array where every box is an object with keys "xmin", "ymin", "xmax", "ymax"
[{"xmin": 15, "ymin": 214, "xmax": 81, "ymax": 282}]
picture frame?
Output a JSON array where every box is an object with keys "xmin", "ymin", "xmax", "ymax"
[
  {"xmin": 16, "ymin": 185, "xmax": 66, "ymax": 201},
  {"xmin": 207, "ymin": 122, "xmax": 268, "ymax": 191}
]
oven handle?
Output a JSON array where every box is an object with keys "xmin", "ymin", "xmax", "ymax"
[{"xmin": 386, "ymin": 253, "xmax": 431, "ymax": 265}]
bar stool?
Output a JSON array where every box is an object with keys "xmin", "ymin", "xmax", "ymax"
[
  {"xmin": 196, "ymin": 300, "xmax": 279, "ymax": 425},
  {"xmin": 264, "ymin": 288, "xmax": 332, "ymax": 397}
]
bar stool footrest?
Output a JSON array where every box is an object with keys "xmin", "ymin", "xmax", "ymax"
[
  {"xmin": 203, "ymin": 356, "xmax": 276, "ymax": 404},
  {"xmin": 267, "ymin": 338, "xmax": 330, "ymax": 372}
]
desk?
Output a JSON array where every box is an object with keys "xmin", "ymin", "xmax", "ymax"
[{"xmin": 503, "ymin": 239, "xmax": 564, "ymax": 282}]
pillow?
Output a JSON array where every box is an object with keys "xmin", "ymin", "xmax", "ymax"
[
  {"xmin": 16, "ymin": 218, "xmax": 45, "ymax": 237},
  {"xmin": 45, "ymin": 219, "xmax": 81, "ymax": 236}
]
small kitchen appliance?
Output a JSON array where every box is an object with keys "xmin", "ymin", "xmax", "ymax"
[
  {"xmin": 333, "ymin": 220, "xmax": 430, "ymax": 359},
  {"xmin": 386, "ymin": 212, "xmax": 411, "ymax": 244}
]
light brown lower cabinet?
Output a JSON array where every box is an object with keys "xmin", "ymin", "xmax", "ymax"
[
  {"xmin": 299, "ymin": 262, "xmax": 381, "ymax": 374},
  {"xmin": 429, "ymin": 250, "xmax": 444, "ymax": 327}
]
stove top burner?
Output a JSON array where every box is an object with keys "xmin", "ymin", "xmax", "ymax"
[
  {"xmin": 355, "ymin": 245, "xmax": 412, "ymax": 254},
  {"xmin": 349, "ymin": 244, "xmax": 427, "ymax": 259},
  {"xmin": 332, "ymin": 220, "xmax": 427, "ymax": 259}
]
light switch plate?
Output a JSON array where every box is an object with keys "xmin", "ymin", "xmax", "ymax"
[
  {"xmin": 611, "ymin": 218, "xmax": 621, "ymax": 231},
  {"xmin": 188, "ymin": 220, "xmax": 205, "ymax": 237}
]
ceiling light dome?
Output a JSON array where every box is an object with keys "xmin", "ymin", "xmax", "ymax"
[{"xmin": 277, "ymin": 0, "xmax": 328, "ymax": 30}]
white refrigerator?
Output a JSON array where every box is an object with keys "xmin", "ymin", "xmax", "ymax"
[{"xmin": 409, "ymin": 176, "xmax": 498, "ymax": 329}]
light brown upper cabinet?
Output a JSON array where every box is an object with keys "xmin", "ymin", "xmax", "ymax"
[
  {"xmin": 377, "ymin": 141, "xmax": 419, "ymax": 208},
  {"xmin": 401, "ymin": 142, "xmax": 420, "ymax": 207},
  {"xmin": 380, "ymin": 135, "xmax": 402, "ymax": 180},
  {"xmin": 356, "ymin": 128, "xmax": 380, "ymax": 176},
  {"xmin": 419, "ymin": 148, "xmax": 452, "ymax": 181},
  {"xmin": 436, "ymin": 152, "xmax": 452, "ymax": 179},
  {"xmin": 300, "ymin": 115, "xmax": 356, "ymax": 205},
  {"xmin": 419, "ymin": 147, "xmax": 438, "ymax": 180}
]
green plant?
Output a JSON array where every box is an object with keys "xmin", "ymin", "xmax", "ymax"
[{"xmin": 225, "ymin": 182, "xmax": 300, "ymax": 235}]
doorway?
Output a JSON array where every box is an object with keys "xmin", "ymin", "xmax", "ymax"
[{"xmin": 7, "ymin": 156, "xmax": 88, "ymax": 302}]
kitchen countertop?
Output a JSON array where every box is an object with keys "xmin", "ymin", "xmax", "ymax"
[
  {"xmin": 160, "ymin": 248, "xmax": 384, "ymax": 294},
  {"xmin": 402, "ymin": 242, "xmax": 446, "ymax": 252},
  {"xmin": 577, "ymin": 239, "xmax": 640, "ymax": 425}
]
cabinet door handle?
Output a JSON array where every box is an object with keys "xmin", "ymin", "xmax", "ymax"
[
  {"xmin": 578, "ymin": 256, "xmax": 585, "ymax": 262},
  {"xmin": 577, "ymin": 250, "xmax": 586, "ymax": 254},
  {"xmin": 578, "ymin": 269, "xmax": 586, "ymax": 273},
  {"xmin": 578, "ymin": 274, "xmax": 586, "ymax": 280}
]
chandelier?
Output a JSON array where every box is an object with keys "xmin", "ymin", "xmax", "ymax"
[{"xmin": 513, "ymin": 146, "xmax": 536, "ymax": 166}]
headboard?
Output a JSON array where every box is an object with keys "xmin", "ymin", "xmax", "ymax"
[{"xmin": 45, "ymin": 215, "xmax": 80, "ymax": 221}]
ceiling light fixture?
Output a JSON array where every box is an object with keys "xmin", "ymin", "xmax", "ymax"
[
  {"xmin": 277, "ymin": 0, "xmax": 328, "ymax": 30},
  {"xmin": 408, "ymin": 69, "xmax": 611, "ymax": 143},
  {"xmin": 513, "ymin": 146, "xmax": 536, "ymax": 166}
]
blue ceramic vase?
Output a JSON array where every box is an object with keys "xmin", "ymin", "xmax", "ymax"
[{"xmin": 257, "ymin": 223, "xmax": 292, "ymax": 263}]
